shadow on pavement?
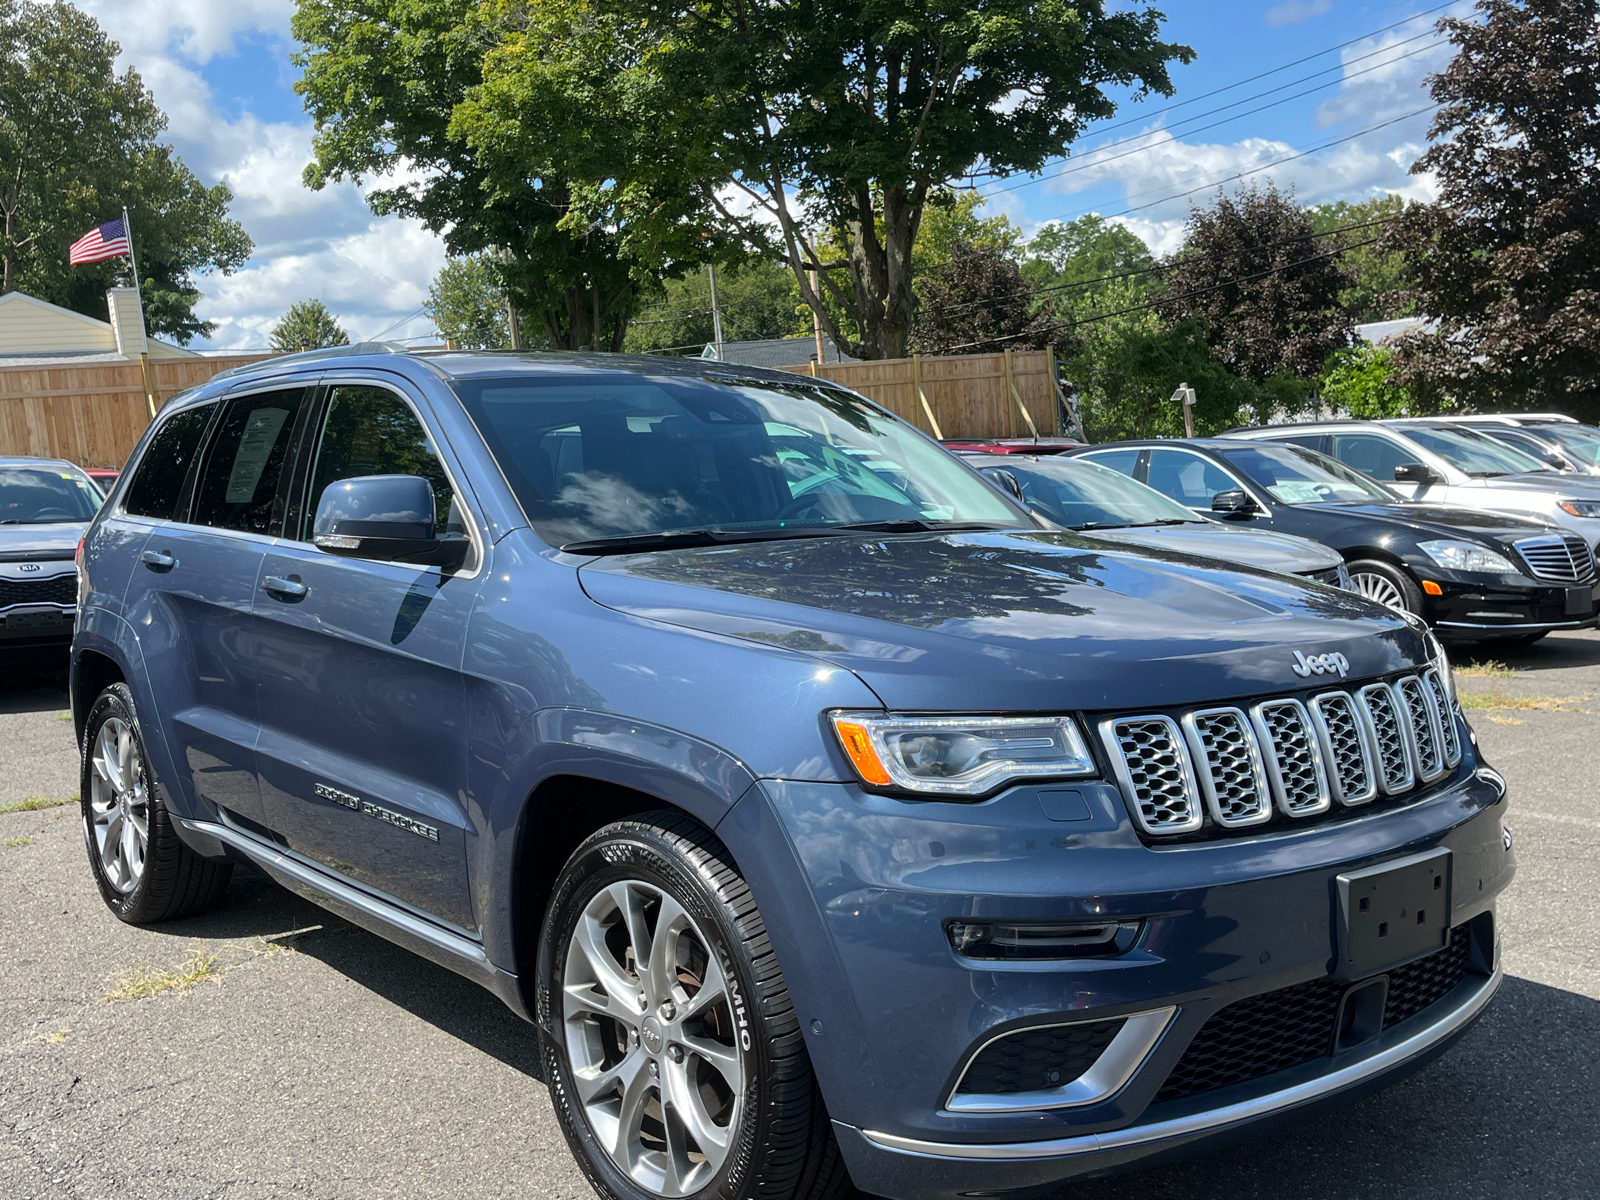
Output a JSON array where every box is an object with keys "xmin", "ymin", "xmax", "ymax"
[
  {"xmin": 1455, "ymin": 630, "xmax": 1600, "ymax": 675},
  {"xmin": 0, "ymin": 662, "xmax": 70, "ymax": 714}
]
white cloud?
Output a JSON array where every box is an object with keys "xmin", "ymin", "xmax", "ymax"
[
  {"xmin": 1265, "ymin": 0, "xmax": 1334, "ymax": 29},
  {"xmin": 76, "ymin": 1, "xmax": 449, "ymax": 350}
]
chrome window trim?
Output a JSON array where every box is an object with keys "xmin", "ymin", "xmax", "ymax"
[
  {"xmin": 1249, "ymin": 698, "xmax": 1332, "ymax": 818},
  {"xmin": 1356, "ymin": 683, "xmax": 1416, "ymax": 795},
  {"xmin": 943, "ymin": 1008, "xmax": 1177, "ymax": 1114},
  {"xmin": 1307, "ymin": 690, "xmax": 1380, "ymax": 807},
  {"xmin": 1098, "ymin": 715, "xmax": 1203, "ymax": 836},
  {"xmin": 1180, "ymin": 707, "xmax": 1272, "ymax": 828},
  {"xmin": 859, "ymin": 968, "xmax": 1502, "ymax": 1162}
]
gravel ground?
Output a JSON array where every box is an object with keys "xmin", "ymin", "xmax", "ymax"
[{"xmin": 2, "ymin": 633, "xmax": 1597, "ymax": 1200}]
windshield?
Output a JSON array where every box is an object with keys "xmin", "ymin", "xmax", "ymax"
[
  {"xmin": 1217, "ymin": 444, "xmax": 1396, "ymax": 505},
  {"xmin": 449, "ymin": 372, "xmax": 1027, "ymax": 548},
  {"xmin": 999, "ymin": 457, "xmax": 1203, "ymax": 528},
  {"xmin": 0, "ymin": 466, "xmax": 103, "ymax": 524},
  {"xmin": 1401, "ymin": 426, "xmax": 1546, "ymax": 476},
  {"xmin": 1530, "ymin": 423, "xmax": 1600, "ymax": 467}
]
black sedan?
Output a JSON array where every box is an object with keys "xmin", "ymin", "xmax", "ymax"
[{"xmin": 1068, "ymin": 438, "xmax": 1600, "ymax": 643}]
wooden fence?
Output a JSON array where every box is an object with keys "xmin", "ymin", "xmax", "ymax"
[
  {"xmin": 779, "ymin": 348, "xmax": 1064, "ymax": 440},
  {"xmin": 0, "ymin": 353, "xmax": 277, "ymax": 467}
]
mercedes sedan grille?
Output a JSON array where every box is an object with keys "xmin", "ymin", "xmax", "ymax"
[
  {"xmin": 1100, "ymin": 669, "xmax": 1461, "ymax": 838},
  {"xmin": 1514, "ymin": 533, "xmax": 1597, "ymax": 583}
]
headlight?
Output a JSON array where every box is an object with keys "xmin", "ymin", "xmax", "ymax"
[
  {"xmin": 830, "ymin": 712, "xmax": 1096, "ymax": 796},
  {"xmin": 1426, "ymin": 631, "xmax": 1457, "ymax": 706},
  {"xmin": 1558, "ymin": 499, "xmax": 1600, "ymax": 518},
  {"xmin": 1416, "ymin": 540, "xmax": 1517, "ymax": 574}
]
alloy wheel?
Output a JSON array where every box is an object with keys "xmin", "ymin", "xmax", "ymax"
[
  {"xmin": 1350, "ymin": 570, "xmax": 1408, "ymax": 611},
  {"xmin": 88, "ymin": 716, "xmax": 148, "ymax": 894},
  {"xmin": 562, "ymin": 880, "xmax": 744, "ymax": 1197}
]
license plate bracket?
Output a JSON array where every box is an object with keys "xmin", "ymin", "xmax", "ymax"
[
  {"xmin": 3, "ymin": 607, "xmax": 66, "ymax": 631},
  {"xmin": 1565, "ymin": 586, "xmax": 1593, "ymax": 616},
  {"xmin": 1336, "ymin": 849, "xmax": 1451, "ymax": 980}
]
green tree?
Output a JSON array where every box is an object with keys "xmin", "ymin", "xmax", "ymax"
[
  {"xmin": 1160, "ymin": 182, "xmax": 1354, "ymax": 385},
  {"xmin": 624, "ymin": 260, "xmax": 806, "ymax": 355},
  {"xmin": 270, "ymin": 299, "xmax": 349, "ymax": 352},
  {"xmin": 426, "ymin": 254, "xmax": 509, "ymax": 350},
  {"xmin": 458, "ymin": 0, "xmax": 1191, "ymax": 359},
  {"xmin": 1023, "ymin": 215, "xmax": 1154, "ymax": 303},
  {"xmin": 293, "ymin": 0, "xmax": 716, "ymax": 351},
  {"xmin": 0, "ymin": 0, "xmax": 251, "ymax": 342},
  {"xmin": 1318, "ymin": 345, "xmax": 1421, "ymax": 418},
  {"xmin": 1308, "ymin": 195, "xmax": 1411, "ymax": 323},
  {"xmin": 1385, "ymin": 0, "xmax": 1600, "ymax": 417}
]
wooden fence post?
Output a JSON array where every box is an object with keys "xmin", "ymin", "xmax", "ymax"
[
  {"xmin": 912, "ymin": 353, "xmax": 944, "ymax": 439},
  {"xmin": 1045, "ymin": 346, "xmax": 1061, "ymax": 436},
  {"xmin": 1004, "ymin": 347, "xmax": 1039, "ymax": 440}
]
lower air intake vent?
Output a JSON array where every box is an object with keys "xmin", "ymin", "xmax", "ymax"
[{"xmin": 954, "ymin": 1019, "xmax": 1127, "ymax": 1097}]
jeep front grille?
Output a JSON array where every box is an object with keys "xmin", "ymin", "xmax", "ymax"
[
  {"xmin": 1101, "ymin": 669, "xmax": 1462, "ymax": 838},
  {"xmin": 1514, "ymin": 533, "xmax": 1596, "ymax": 583}
]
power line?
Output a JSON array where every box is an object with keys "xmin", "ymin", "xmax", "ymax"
[{"xmin": 985, "ymin": 34, "xmax": 1445, "ymax": 201}]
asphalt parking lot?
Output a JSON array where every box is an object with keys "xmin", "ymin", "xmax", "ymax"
[{"xmin": 4, "ymin": 635, "xmax": 1599, "ymax": 1200}]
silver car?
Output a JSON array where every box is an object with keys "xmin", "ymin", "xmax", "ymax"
[{"xmin": 0, "ymin": 457, "xmax": 104, "ymax": 664}]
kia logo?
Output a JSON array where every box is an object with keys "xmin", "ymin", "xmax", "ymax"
[
  {"xmin": 1292, "ymin": 650, "xmax": 1349, "ymax": 679},
  {"xmin": 18, "ymin": 563, "xmax": 40, "ymax": 572}
]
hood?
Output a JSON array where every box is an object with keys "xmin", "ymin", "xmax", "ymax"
[
  {"xmin": 1081, "ymin": 523, "xmax": 1343, "ymax": 575},
  {"xmin": 1468, "ymin": 472, "xmax": 1600, "ymax": 496},
  {"xmin": 578, "ymin": 530, "xmax": 1427, "ymax": 713},
  {"xmin": 1323, "ymin": 502, "xmax": 1552, "ymax": 544},
  {"xmin": 0, "ymin": 522, "xmax": 86, "ymax": 563}
]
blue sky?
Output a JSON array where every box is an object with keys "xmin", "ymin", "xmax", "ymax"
[{"xmin": 79, "ymin": 1, "xmax": 1471, "ymax": 350}]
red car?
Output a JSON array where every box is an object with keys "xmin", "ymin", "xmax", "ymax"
[
  {"xmin": 940, "ymin": 437, "xmax": 1084, "ymax": 455},
  {"xmin": 84, "ymin": 467, "xmax": 120, "ymax": 494}
]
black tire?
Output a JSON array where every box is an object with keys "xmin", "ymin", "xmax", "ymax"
[
  {"xmin": 1346, "ymin": 558, "xmax": 1425, "ymax": 616},
  {"xmin": 540, "ymin": 811, "xmax": 850, "ymax": 1200},
  {"xmin": 80, "ymin": 683, "xmax": 232, "ymax": 923}
]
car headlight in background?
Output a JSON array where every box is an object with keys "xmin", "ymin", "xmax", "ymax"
[
  {"xmin": 830, "ymin": 712, "xmax": 1096, "ymax": 796},
  {"xmin": 1558, "ymin": 499, "xmax": 1600, "ymax": 518},
  {"xmin": 1416, "ymin": 540, "xmax": 1518, "ymax": 574}
]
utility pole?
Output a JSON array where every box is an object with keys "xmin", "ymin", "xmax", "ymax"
[
  {"xmin": 501, "ymin": 247, "xmax": 523, "ymax": 350},
  {"xmin": 707, "ymin": 264, "xmax": 725, "ymax": 360}
]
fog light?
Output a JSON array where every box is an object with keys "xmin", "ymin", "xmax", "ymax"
[{"xmin": 947, "ymin": 920, "xmax": 1141, "ymax": 960}]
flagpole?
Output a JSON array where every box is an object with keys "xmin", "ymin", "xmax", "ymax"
[{"xmin": 122, "ymin": 206, "xmax": 157, "ymax": 418}]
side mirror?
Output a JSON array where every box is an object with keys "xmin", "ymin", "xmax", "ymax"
[
  {"xmin": 1393, "ymin": 462, "xmax": 1443, "ymax": 485},
  {"xmin": 1211, "ymin": 489, "xmax": 1257, "ymax": 514},
  {"xmin": 313, "ymin": 475, "xmax": 468, "ymax": 568}
]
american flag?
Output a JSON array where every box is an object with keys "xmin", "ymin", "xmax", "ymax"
[{"xmin": 69, "ymin": 218, "xmax": 131, "ymax": 265}]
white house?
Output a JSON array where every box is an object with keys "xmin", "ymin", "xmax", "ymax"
[{"xmin": 0, "ymin": 288, "xmax": 195, "ymax": 364}]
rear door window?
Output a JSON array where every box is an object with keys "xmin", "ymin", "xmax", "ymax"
[
  {"xmin": 124, "ymin": 405, "xmax": 214, "ymax": 519},
  {"xmin": 190, "ymin": 388, "xmax": 312, "ymax": 534},
  {"xmin": 1331, "ymin": 433, "xmax": 1415, "ymax": 481}
]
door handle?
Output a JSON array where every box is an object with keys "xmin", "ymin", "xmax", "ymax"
[
  {"xmin": 140, "ymin": 549, "xmax": 176, "ymax": 570},
  {"xmin": 262, "ymin": 575, "xmax": 308, "ymax": 601}
]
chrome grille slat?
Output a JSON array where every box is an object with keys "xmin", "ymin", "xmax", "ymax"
[
  {"xmin": 1100, "ymin": 716, "xmax": 1201, "ymax": 835},
  {"xmin": 1397, "ymin": 676, "xmax": 1446, "ymax": 781},
  {"xmin": 1356, "ymin": 683, "xmax": 1415, "ymax": 795},
  {"xmin": 1514, "ymin": 533, "xmax": 1598, "ymax": 583},
  {"xmin": 1423, "ymin": 669, "xmax": 1461, "ymax": 768},
  {"xmin": 1250, "ymin": 699, "xmax": 1331, "ymax": 817},
  {"xmin": 1181, "ymin": 708, "xmax": 1271, "ymax": 828},
  {"xmin": 1308, "ymin": 691, "xmax": 1378, "ymax": 806}
]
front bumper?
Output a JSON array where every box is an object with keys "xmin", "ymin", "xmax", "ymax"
[
  {"xmin": 0, "ymin": 602, "xmax": 76, "ymax": 660},
  {"xmin": 1419, "ymin": 571, "xmax": 1599, "ymax": 637},
  {"xmin": 727, "ymin": 748, "xmax": 1512, "ymax": 1198},
  {"xmin": 836, "ymin": 962, "xmax": 1500, "ymax": 1198}
]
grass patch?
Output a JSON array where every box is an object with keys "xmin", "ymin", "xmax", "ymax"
[
  {"xmin": 0, "ymin": 794, "xmax": 77, "ymax": 815},
  {"xmin": 1456, "ymin": 660, "xmax": 1517, "ymax": 678},
  {"xmin": 102, "ymin": 952, "xmax": 220, "ymax": 1004},
  {"xmin": 56, "ymin": 711, "xmax": 71, "ymax": 721},
  {"xmin": 42, "ymin": 1026, "xmax": 69, "ymax": 1044},
  {"xmin": 1460, "ymin": 692, "xmax": 1589, "ymax": 712},
  {"xmin": 3, "ymin": 835, "xmax": 37, "ymax": 848}
]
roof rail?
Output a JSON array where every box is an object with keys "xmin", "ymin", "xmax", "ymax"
[{"xmin": 208, "ymin": 341, "xmax": 411, "ymax": 385}]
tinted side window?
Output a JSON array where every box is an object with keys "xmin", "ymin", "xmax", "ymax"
[
  {"xmin": 191, "ymin": 388, "xmax": 311, "ymax": 534},
  {"xmin": 303, "ymin": 385, "xmax": 460, "ymax": 541},
  {"xmin": 1076, "ymin": 449, "xmax": 1139, "ymax": 477},
  {"xmin": 1146, "ymin": 449, "xmax": 1241, "ymax": 507},
  {"xmin": 1275, "ymin": 434, "xmax": 1328, "ymax": 453},
  {"xmin": 1331, "ymin": 434, "xmax": 1414, "ymax": 481},
  {"xmin": 124, "ymin": 405, "xmax": 213, "ymax": 519}
]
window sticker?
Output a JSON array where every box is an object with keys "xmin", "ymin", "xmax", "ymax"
[{"xmin": 224, "ymin": 407, "xmax": 289, "ymax": 504}]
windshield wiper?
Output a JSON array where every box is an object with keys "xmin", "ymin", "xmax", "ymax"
[
  {"xmin": 829, "ymin": 519, "xmax": 1013, "ymax": 534},
  {"xmin": 561, "ymin": 526, "xmax": 857, "ymax": 555},
  {"xmin": 1126, "ymin": 519, "xmax": 1196, "ymax": 527}
]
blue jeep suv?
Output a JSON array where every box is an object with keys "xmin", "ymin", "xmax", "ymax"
[{"xmin": 72, "ymin": 348, "xmax": 1512, "ymax": 1200}]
